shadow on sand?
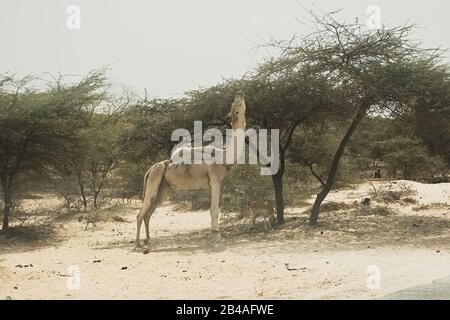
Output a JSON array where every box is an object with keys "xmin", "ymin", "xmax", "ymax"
[
  {"xmin": 95, "ymin": 207, "xmax": 450, "ymax": 255},
  {"xmin": 0, "ymin": 223, "xmax": 66, "ymax": 254},
  {"xmin": 3, "ymin": 205, "xmax": 450, "ymax": 256}
]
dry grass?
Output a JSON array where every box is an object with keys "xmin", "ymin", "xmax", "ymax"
[
  {"xmin": 402, "ymin": 197, "xmax": 418, "ymax": 204},
  {"xmin": 358, "ymin": 206, "xmax": 397, "ymax": 216},
  {"xmin": 412, "ymin": 203, "xmax": 449, "ymax": 211},
  {"xmin": 0, "ymin": 223, "xmax": 63, "ymax": 254},
  {"xmin": 319, "ymin": 201, "xmax": 357, "ymax": 212},
  {"xmin": 369, "ymin": 183, "xmax": 417, "ymax": 204}
]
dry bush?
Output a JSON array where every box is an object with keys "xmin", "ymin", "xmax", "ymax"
[
  {"xmin": 412, "ymin": 203, "xmax": 449, "ymax": 211},
  {"xmin": 320, "ymin": 201, "xmax": 357, "ymax": 212},
  {"xmin": 369, "ymin": 183, "xmax": 417, "ymax": 204},
  {"xmin": 74, "ymin": 203, "xmax": 132, "ymax": 229},
  {"xmin": 366, "ymin": 206, "xmax": 397, "ymax": 216},
  {"xmin": 379, "ymin": 190, "xmax": 402, "ymax": 202},
  {"xmin": 77, "ymin": 211, "xmax": 103, "ymax": 229},
  {"xmin": 171, "ymin": 201, "xmax": 193, "ymax": 211},
  {"xmin": 0, "ymin": 224, "xmax": 57, "ymax": 242},
  {"xmin": 170, "ymin": 189, "xmax": 211, "ymax": 211},
  {"xmin": 348, "ymin": 205, "xmax": 397, "ymax": 217},
  {"xmin": 402, "ymin": 197, "xmax": 418, "ymax": 204}
]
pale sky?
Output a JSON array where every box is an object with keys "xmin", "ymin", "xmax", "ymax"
[{"xmin": 1, "ymin": 0, "xmax": 449, "ymax": 97}]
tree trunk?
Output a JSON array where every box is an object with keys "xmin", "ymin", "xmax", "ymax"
[
  {"xmin": 92, "ymin": 160, "xmax": 113, "ymax": 209},
  {"xmin": 78, "ymin": 183, "xmax": 88, "ymax": 212},
  {"xmin": 93, "ymin": 179, "xmax": 107, "ymax": 209},
  {"xmin": 1, "ymin": 176, "xmax": 13, "ymax": 231},
  {"xmin": 271, "ymin": 150, "xmax": 285, "ymax": 224},
  {"xmin": 93, "ymin": 186, "xmax": 103, "ymax": 209},
  {"xmin": 309, "ymin": 163, "xmax": 325, "ymax": 186},
  {"xmin": 93, "ymin": 191, "xmax": 99, "ymax": 209},
  {"xmin": 309, "ymin": 107, "xmax": 367, "ymax": 226}
]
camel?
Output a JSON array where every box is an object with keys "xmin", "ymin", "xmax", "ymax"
[{"xmin": 135, "ymin": 92, "xmax": 247, "ymax": 247}]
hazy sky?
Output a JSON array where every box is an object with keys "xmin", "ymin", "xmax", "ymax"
[{"xmin": 1, "ymin": 0, "xmax": 449, "ymax": 97}]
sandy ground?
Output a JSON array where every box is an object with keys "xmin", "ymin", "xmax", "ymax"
[{"xmin": 1, "ymin": 180, "xmax": 450, "ymax": 300}]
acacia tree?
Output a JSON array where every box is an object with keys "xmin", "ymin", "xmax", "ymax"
[
  {"xmin": 288, "ymin": 127, "xmax": 340, "ymax": 186},
  {"xmin": 120, "ymin": 94, "xmax": 190, "ymax": 163},
  {"xmin": 160, "ymin": 72, "xmax": 335, "ymax": 224},
  {"xmin": 56, "ymin": 118, "xmax": 124, "ymax": 210},
  {"xmin": 242, "ymin": 66, "xmax": 335, "ymax": 223},
  {"xmin": 372, "ymin": 136, "xmax": 446, "ymax": 180},
  {"xmin": 0, "ymin": 71, "xmax": 104, "ymax": 229},
  {"xmin": 50, "ymin": 78, "xmax": 129, "ymax": 211},
  {"xmin": 408, "ymin": 65, "xmax": 450, "ymax": 166},
  {"xmin": 268, "ymin": 13, "xmax": 443, "ymax": 225}
]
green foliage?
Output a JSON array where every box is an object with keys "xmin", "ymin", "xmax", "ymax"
[
  {"xmin": 372, "ymin": 136, "xmax": 446, "ymax": 180},
  {"xmin": 409, "ymin": 65, "xmax": 450, "ymax": 165},
  {"xmin": 289, "ymin": 127, "xmax": 339, "ymax": 185},
  {"xmin": 221, "ymin": 164, "xmax": 273, "ymax": 212},
  {"xmin": 114, "ymin": 161, "xmax": 145, "ymax": 198}
]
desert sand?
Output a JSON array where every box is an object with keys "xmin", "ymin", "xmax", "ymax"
[{"xmin": 1, "ymin": 180, "xmax": 449, "ymax": 299}]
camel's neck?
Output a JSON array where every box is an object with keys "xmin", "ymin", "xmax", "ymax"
[
  {"xmin": 222, "ymin": 92, "xmax": 247, "ymax": 165},
  {"xmin": 224, "ymin": 121, "xmax": 246, "ymax": 165}
]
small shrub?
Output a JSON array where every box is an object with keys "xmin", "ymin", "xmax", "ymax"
[
  {"xmin": 170, "ymin": 189, "xmax": 210, "ymax": 211},
  {"xmin": 320, "ymin": 201, "xmax": 356, "ymax": 212},
  {"xmin": 379, "ymin": 190, "xmax": 402, "ymax": 202},
  {"xmin": 369, "ymin": 183, "xmax": 417, "ymax": 204},
  {"xmin": 402, "ymin": 197, "xmax": 418, "ymax": 204},
  {"xmin": 412, "ymin": 203, "xmax": 448, "ymax": 211},
  {"xmin": 358, "ymin": 206, "xmax": 396, "ymax": 216}
]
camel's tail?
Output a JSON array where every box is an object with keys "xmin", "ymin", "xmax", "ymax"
[
  {"xmin": 141, "ymin": 165, "xmax": 154, "ymax": 201},
  {"xmin": 142, "ymin": 160, "xmax": 169, "ymax": 204}
]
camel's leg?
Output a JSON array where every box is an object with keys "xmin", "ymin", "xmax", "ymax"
[
  {"xmin": 210, "ymin": 183, "xmax": 221, "ymax": 242},
  {"xmin": 143, "ymin": 203, "xmax": 156, "ymax": 244},
  {"xmin": 143, "ymin": 183, "xmax": 168, "ymax": 244},
  {"xmin": 136, "ymin": 196, "xmax": 156, "ymax": 246},
  {"xmin": 136, "ymin": 161, "xmax": 167, "ymax": 248},
  {"xmin": 136, "ymin": 198, "xmax": 158, "ymax": 247},
  {"xmin": 136, "ymin": 206, "xmax": 148, "ymax": 248}
]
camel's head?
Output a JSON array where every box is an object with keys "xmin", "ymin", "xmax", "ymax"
[{"xmin": 228, "ymin": 91, "xmax": 246, "ymax": 130}]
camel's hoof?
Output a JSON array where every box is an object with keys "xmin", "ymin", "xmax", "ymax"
[
  {"xmin": 143, "ymin": 239, "xmax": 150, "ymax": 245},
  {"xmin": 135, "ymin": 241, "xmax": 142, "ymax": 249}
]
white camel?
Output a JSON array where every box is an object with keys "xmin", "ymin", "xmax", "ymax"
[{"xmin": 135, "ymin": 92, "xmax": 247, "ymax": 247}]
